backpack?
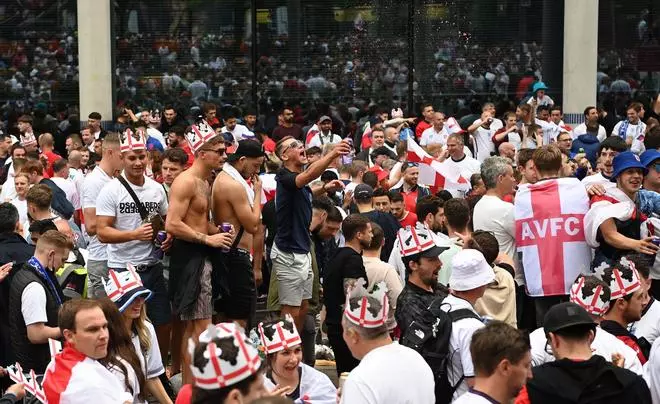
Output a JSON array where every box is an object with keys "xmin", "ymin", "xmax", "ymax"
[
  {"xmin": 40, "ymin": 178, "xmax": 75, "ymax": 220},
  {"xmin": 399, "ymin": 296, "xmax": 481, "ymax": 404}
]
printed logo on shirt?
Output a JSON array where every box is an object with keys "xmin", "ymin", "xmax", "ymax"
[{"xmin": 119, "ymin": 201, "xmax": 161, "ymax": 214}]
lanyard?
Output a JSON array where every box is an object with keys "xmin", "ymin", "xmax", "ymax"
[{"xmin": 28, "ymin": 256, "xmax": 62, "ymax": 306}]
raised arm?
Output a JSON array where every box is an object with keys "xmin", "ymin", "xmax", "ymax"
[{"xmin": 294, "ymin": 141, "xmax": 350, "ymax": 188}]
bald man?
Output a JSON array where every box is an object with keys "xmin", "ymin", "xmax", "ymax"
[
  {"xmin": 498, "ymin": 142, "xmax": 516, "ymax": 162},
  {"xmin": 38, "ymin": 133, "xmax": 60, "ymax": 178}
]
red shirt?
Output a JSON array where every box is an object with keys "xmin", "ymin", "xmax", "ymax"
[
  {"xmin": 415, "ymin": 120, "xmax": 432, "ymax": 140},
  {"xmin": 180, "ymin": 143, "xmax": 195, "ymax": 169},
  {"xmin": 175, "ymin": 384, "xmax": 192, "ymax": 404},
  {"xmin": 400, "ymin": 189, "xmax": 419, "ymax": 214},
  {"xmin": 399, "ymin": 211, "xmax": 418, "ymax": 228},
  {"xmin": 42, "ymin": 150, "xmax": 60, "ymax": 178}
]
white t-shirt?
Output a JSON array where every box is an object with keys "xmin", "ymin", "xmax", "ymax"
[
  {"xmin": 612, "ymin": 120, "xmax": 647, "ymax": 154},
  {"xmin": 132, "ymin": 321, "xmax": 165, "ymax": 379},
  {"xmin": 529, "ymin": 326, "xmax": 643, "ymax": 375},
  {"xmin": 95, "ymin": 174, "xmax": 168, "ymax": 268},
  {"xmin": 441, "ymin": 294, "xmax": 484, "ymax": 401},
  {"xmin": 581, "ymin": 172, "xmax": 616, "ymax": 189},
  {"xmin": 307, "ymin": 132, "xmax": 342, "ymax": 148},
  {"xmin": 444, "ymin": 156, "xmax": 482, "ymax": 198},
  {"xmin": 341, "ymin": 342, "xmax": 434, "ymax": 404},
  {"xmin": 221, "ymin": 124, "xmax": 256, "ymax": 143},
  {"xmin": 644, "ymin": 337, "xmax": 660, "ymax": 403},
  {"xmin": 420, "ymin": 126, "xmax": 449, "ymax": 147},
  {"xmin": 108, "ymin": 357, "xmax": 144, "ymax": 404},
  {"xmin": 631, "ymin": 299, "xmax": 660, "ymax": 347},
  {"xmin": 572, "ymin": 123, "xmax": 607, "ymax": 142},
  {"xmin": 453, "ymin": 390, "xmax": 500, "ymax": 404},
  {"xmin": 21, "ymin": 282, "xmax": 48, "ymax": 325},
  {"xmin": 51, "ymin": 177, "xmax": 81, "ymax": 210},
  {"xmin": 82, "ymin": 166, "xmax": 113, "ymax": 261},
  {"xmin": 0, "ymin": 164, "xmax": 17, "ymax": 202},
  {"xmin": 68, "ymin": 167, "xmax": 85, "ymax": 198},
  {"xmin": 10, "ymin": 197, "xmax": 28, "ymax": 229},
  {"xmin": 472, "ymin": 127, "xmax": 495, "ymax": 162},
  {"xmin": 473, "ymin": 195, "xmax": 519, "ymax": 283}
]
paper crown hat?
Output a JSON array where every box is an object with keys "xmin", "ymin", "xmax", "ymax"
[
  {"xmin": 396, "ymin": 224, "xmax": 449, "ymax": 258},
  {"xmin": 187, "ymin": 322, "xmax": 261, "ymax": 390},
  {"xmin": 569, "ymin": 275, "xmax": 610, "ymax": 316},
  {"xmin": 120, "ymin": 127, "xmax": 146, "ymax": 152},
  {"xmin": 597, "ymin": 257, "xmax": 642, "ymax": 300},
  {"xmin": 257, "ymin": 314, "xmax": 302, "ymax": 354},
  {"xmin": 103, "ymin": 264, "xmax": 153, "ymax": 312},
  {"xmin": 185, "ymin": 118, "xmax": 219, "ymax": 153},
  {"xmin": 343, "ymin": 279, "xmax": 389, "ymax": 328}
]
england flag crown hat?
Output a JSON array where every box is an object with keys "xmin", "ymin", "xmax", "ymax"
[
  {"xmin": 187, "ymin": 322, "xmax": 262, "ymax": 390},
  {"xmin": 257, "ymin": 314, "xmax": 302, "ymax": 354},
  {"xmin": 343, "ymin": 279, "xmax": 389, "ymax": 329},
  {"xmin": 119, "ymin": 127, "xmax": 146, "ymax": 152},
  {"xmin": 103, "ymin": 264, "xmax": 153, "ymax": 312},
  {"xmin": 185, "ymin": 117, "xmax": 218, "ymax": 153},
  {"xmin": 396, "ymin": 224, "xmax": 449, "ymax": 258},
  {"xmin": 569, "ymin": 275, "xmax": 610, "ymax": 316},
  {"xmin": 597, "ymin": 258, "xmax": 642, "ymax": 300}
]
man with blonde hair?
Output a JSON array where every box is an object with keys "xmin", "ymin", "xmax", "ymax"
[{"xmin": 9, "ymin": 230, "xmax": 72, "ymax": 373}]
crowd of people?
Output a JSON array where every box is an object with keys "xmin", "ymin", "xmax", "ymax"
[{"xmin": 1, "ymin": 72, "xmax": 660, "ymax": 404}]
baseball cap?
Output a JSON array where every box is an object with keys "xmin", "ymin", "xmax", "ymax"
[
  {"xmin": 449, "ymin": 249, "xmax": 495, "ymax": 291},
  {"xmin": 611, "ymin": 151, "xmax": 647, "ymax": 181},
  {"xmin": 354, "ymin": 183, "xmax": 374, "ymax": 200},
  {"xmin": 640, "ymin": 149, "xmax": 660, "ymax": 168},
  {"xmin": 543, "ymin": 302, "xmax": 596, "ymax": 334},
  {"xmin": 318, "ymin": 115, "xmax": 332, "ymax": 123},
  {"xmin": 227, "ymin": 140, "xmax": 266, "ymax": 162}
]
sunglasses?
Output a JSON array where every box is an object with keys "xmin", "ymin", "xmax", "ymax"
[
  {"xmin": 282, "ymin": 140, "xmax": 304, "ymax": 154},
  {"xmin": 654, "ymin": 163, "xmax": 660, "ymax": 173}
]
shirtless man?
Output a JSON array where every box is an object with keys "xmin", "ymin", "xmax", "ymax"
[
  {"xmin": 165, "ymin": 120, "xmax": 233, "ymax": 384},
  {"xmin": 211, "ymin": 140, "xmax": 265, "ymax": 328}
]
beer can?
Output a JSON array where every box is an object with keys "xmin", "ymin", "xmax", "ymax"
[
  {"xmin": 221, "ymin": 222, "xmax": 233, "ymax": 233},
  {"xmin": 339, "ymin": 372, "xmax": 350, "ymax": 389}
]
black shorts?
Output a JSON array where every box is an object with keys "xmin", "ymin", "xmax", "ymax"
[{"xmin": 215, "ymin": 249, "xmax": 256, "ymax": 321}]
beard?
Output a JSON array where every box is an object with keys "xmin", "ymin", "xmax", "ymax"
[{"xmin": 358, "ymin": 238, "xmax": 371, "ymax": 250}]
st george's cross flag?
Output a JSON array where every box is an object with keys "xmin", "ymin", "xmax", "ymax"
[
  {"xmin": 406, "ymin": 137, "xmax": 470, "ymax": 194},
  {"xmin": 515, "ymin": 178, "xmax": 591, "ymax": 297}
]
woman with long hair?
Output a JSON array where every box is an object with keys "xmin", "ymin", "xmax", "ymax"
[
  {"xmin": 104, "ymin": 267, "xmax": 173, "ymax": 404},
  {"xmin": 97, "ymin": 297, "xmax": 147, "ymax": 403},
  {"xmin": 258, "ymin": 315, "xmax": 336, "ymax": 403}
]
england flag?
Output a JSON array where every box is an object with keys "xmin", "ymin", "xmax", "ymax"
[{"xmin": 515, "ymin": 178, "xmax": 591, "ymax": 296}]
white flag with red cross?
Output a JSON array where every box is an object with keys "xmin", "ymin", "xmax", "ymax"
[
  {"xmin": 406, "ymin": 137, "xmax": 470, "ymax": 193},
  {"xmin": 515, "ymin": 178, "xmax": 592, "ymax": 297}
]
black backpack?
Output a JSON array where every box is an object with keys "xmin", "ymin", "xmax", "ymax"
[{"xmin": 399, "ymin": 297, "xmax": 481, "ymax": 404}]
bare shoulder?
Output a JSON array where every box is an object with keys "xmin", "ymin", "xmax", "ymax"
[
  {"xmin": 212, "ymin": 172, "xmax": 242, "ymax": 197},
  {"xmin": 170, "ymin": 171, "xmax": 197, "ymax": 197}
]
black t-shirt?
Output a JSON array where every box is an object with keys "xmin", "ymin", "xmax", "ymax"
[
  {"xmin": 359, "ymin": 210, "xmax": 401, "ymax": 261},
  {"xmin": 274, "ymin": 167, "xmax": 313, "ymax": 254},
  {"xmin": 262, "ymin": 199, "xmax": 277, "ymax": 250},
  {"xmin": 323, "ymin": 247, "xmax": 368, "ymax": 326}
]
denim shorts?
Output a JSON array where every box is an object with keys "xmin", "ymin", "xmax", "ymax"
[{"xmin": 270, "ymin": 243, "xmax": 313, "ymax": 306}]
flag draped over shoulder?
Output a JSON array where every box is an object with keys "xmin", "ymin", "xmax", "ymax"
[
  {"xmin": 406, "ymin": 137, "xmax": 470, "ymax": 193},
  {"xmin": 515, "ymin": 178, "xmax": 591, "ymax": 297}
]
